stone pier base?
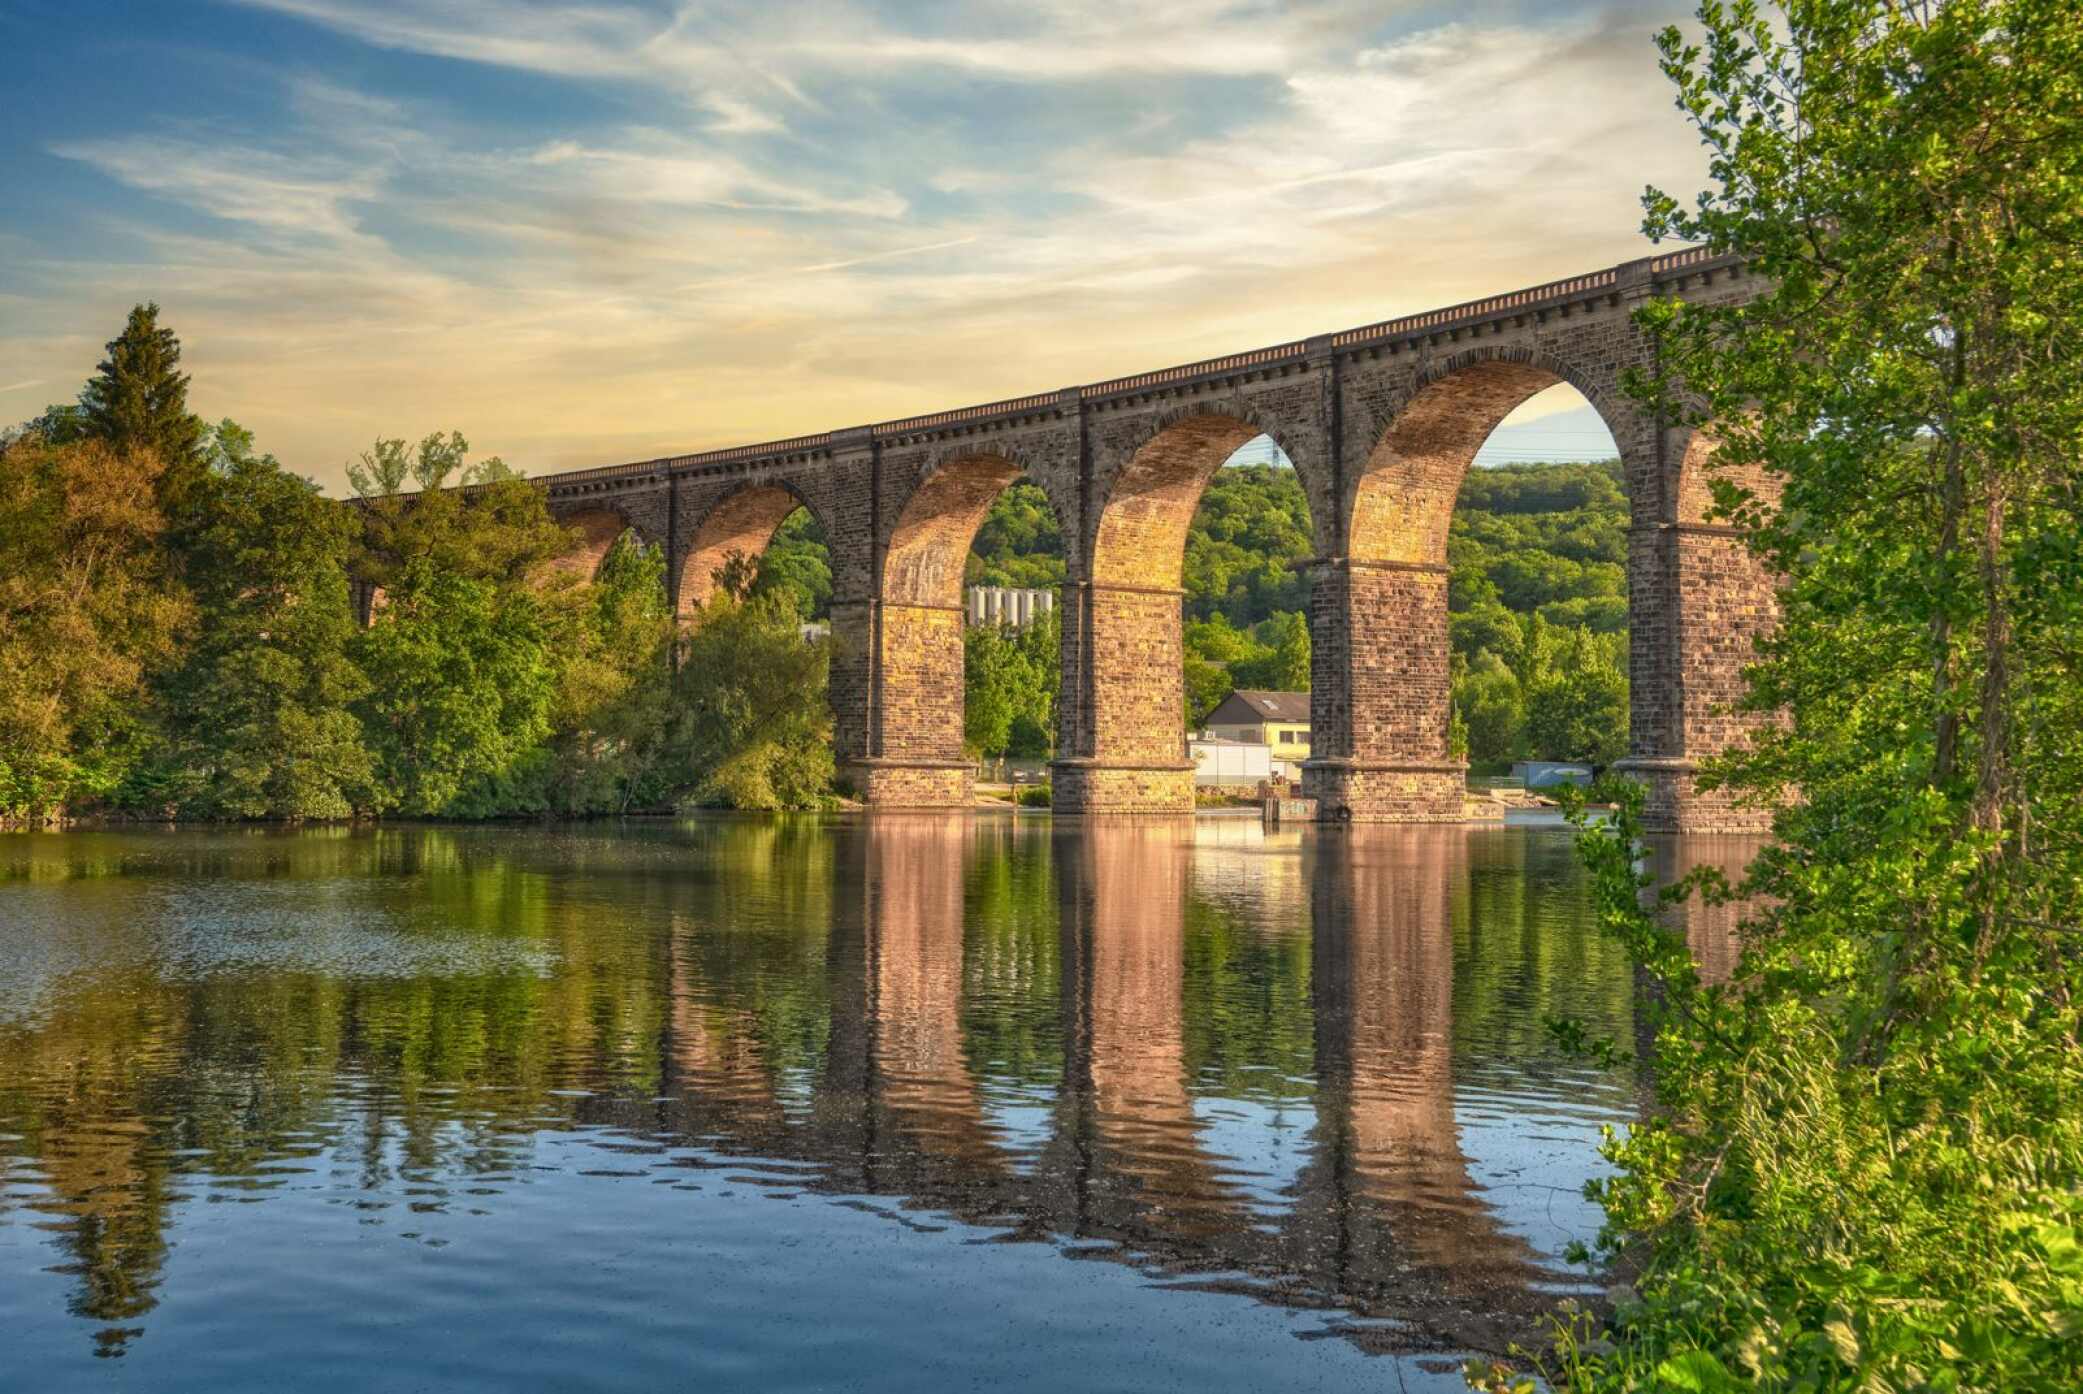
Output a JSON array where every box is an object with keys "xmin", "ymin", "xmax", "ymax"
[
  {"xmin": 1300, "ymin": 759, "xmax": 1467, "ymax": 822},
  {"xmin": 1050, "ymin": 760, "xmax": 1196, "ymax": 814},
  {"xmin": 844, "ymin": 759, "xmax": 974, "ymax": 809},
  {"xmin": 1612, "ymin": 756, "xmax": 1776, "ymax": 834}
]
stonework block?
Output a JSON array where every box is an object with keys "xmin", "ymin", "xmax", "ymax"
[
  {"xmin": 1616, "ymin": 758, "xmax": 1776, "ymax": 835},
  {"xmin": 1083, "ymin": 586, "xmax": 1189, "ymax": 765},
  {"xmin": 1301, "ymin": 762, "xmax": 1465, "ymax": 822},
  {"xmin": 876, "ymin": 604, "xmax": 966, "ymax": 762},
  {"xmin": 1052, "ymin": 761, "xmax": 1195, "ymax": 815},
  {"xmin": 844, "ymin": 761, "xmax": 973, "ymax": 809}
]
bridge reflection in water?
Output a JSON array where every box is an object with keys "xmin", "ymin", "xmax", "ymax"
[{"xmin": 0, "ymin": 817, "xmax": 1758, "ymax": 1376}]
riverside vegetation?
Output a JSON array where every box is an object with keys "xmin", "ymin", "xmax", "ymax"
[
  {"xmin": 0, "ymin": 320, "xmax": 833, "ymax": 823},
  {"xmin": 1471, "ymin": 3, "xmax": 2083, "ymax": 1391}
]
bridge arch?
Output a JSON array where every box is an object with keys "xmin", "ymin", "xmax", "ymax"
[
  {"xmin": 1088, "ymin": 409, "xmax": 1284, "ymax": 588},
  {"xmin": 1059, "ymin": 408, "xmax": 1315, "ymax": 814},
  {"xmin": 1307, "ymin": 348, "xmax": 1639, "ymax": 821},
  {"xmin": 886, "ymin": 451, "xmax": 1034, "ymax": 609},
  {"xmin": 546, "ymin": 506, "xmax": 642, "ymax": 584},
  {"xmin": 1345, "ymin": 348, "xmax": 1633, "ymax": 566},
  {"xmin": 675, "ymin": 481, "xmax": 829, "ymax": 617},
  {"xmin": 842, "ymin": 450, "xmax": 1070, "ymax": 807}
]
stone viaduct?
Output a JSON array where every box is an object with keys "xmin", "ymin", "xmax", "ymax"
[{"xmin": 504, "ymin": 247, "xmax": 1772, "ymax": 832}]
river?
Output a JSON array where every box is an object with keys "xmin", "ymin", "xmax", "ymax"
[{"xmin": 0, "ymin": 815, "xmax": 1756, "ymax": 1392}]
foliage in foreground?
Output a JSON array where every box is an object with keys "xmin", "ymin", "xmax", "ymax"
[{"xmin": 1476, "ymin": 3, "xmax": 2083, "ymax": 1391}]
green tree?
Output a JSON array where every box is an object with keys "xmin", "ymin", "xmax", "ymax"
[
  {"xmin": 535, "ymin": 533, "xmax": 677, "ymax": 815},
  {"xmin": 1182, "ymin": 464, "xmax": 1312, "ymax": 626},
  {"xmin": 0, "ymin": 435, "xmax": 190, "ymax": 822},
  {"xmin": 1452, "ymin": 654, "xmax": 1526, "ymax": 766},
  {"xmin": 1183, "ymin": 614, "xmax": 1263, "ymax": 726},
  {"xmin": 963, "ymin": 623, "xmax": 1020, "ymax": 758},
  {"xmin": 669, "ymin": 588, "xmax": 834, "ymax": 810},
  {"xmin": 1523, "ymin": 629, "xmax": 1627, "ymax": 766},
  {"xmin": 1234, "ymin": 611, "xmax": 1311, "ymax": 692},
  {"xmin": 963, "ymin": 610, "xmax": 1061, "ymax": 759},
  {"xmin": 350, "ymin": 560, "xmax": 559, "ymax": 817},
  {"xmin": 967, "ymin": 481, "xmax": 1065, "ymax": 591},
  {"xmin": 341, "ymin": 429, "xmax": 580, "ymax": 818},
  {"xmin": 140, "ymin": 421, "xmax": 375, "ymax": 818},
  {"xmin": 1488, "ymin": 6, "xmax": 2083, "ymax": 1392},
  {"xmin": 348, "ymin": 432, "xmax": 570, "ymax": 590},
  {"xmin": 1450, "ymin": 596, "xmax": 1525, "ymax": 667},
  {"xmin": 76, "ymin": 304, "xmax": 207, "ymax": 521},
  {"xmin": 750, "ymin": 508, "xmax": 832, "ymax": 619}
]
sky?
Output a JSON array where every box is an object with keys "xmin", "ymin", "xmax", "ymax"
[{"xmin": 0, "ymin": 1, "xmax": 1715, "ymax": 494}]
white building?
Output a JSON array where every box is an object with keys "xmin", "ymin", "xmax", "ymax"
[{"xmin": 966, "ymin": 586, "xmax": 1056, "ymax": 629}]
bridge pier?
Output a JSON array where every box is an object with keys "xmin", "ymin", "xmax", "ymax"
[
  {"xmin": 1050, "ymin": 579, "xmax": 1198, "ymax": 814},
  {"xmin": 1301, "ymin": 558, "xmax": 1466, "ymax": 822},
  {"xmin": 832, "ymin": 597, "xmax": 978, "ymax": 807},
  {"xmin": 1615, "ymin": 516, "xmax": 1780, "ymax": 833}
]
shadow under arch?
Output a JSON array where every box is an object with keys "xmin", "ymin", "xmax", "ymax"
[
  {"xmin": 675, "ymin": 480, "xmax": 829, "ymax": 617},
  {"xmin": 844, "ymin": 449, "xmax": 1070, "ymax": 806},
  {"xmin": 1058, "ymin": 408, "xmax": 1314, "ymax": 814}
]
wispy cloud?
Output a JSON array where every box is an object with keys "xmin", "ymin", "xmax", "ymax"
[
  {"xmin": 7, "ymin": 2, "xmax": 1701, "ymax": 487},
  {"xmin": 48, "ymin": 138, "xmax": 382, "ymax": 243}
]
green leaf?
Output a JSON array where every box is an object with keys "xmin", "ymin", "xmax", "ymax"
[{"xmin": 1653, "ymin": 1351, "xmax": 1736, "ymax": 1392}]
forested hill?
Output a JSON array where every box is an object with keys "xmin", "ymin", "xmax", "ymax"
[
  {"xmin": 957, "ymin": 460, "xmax": 1629, "ymax": 757},
  {"xmin": 958, "ymin": 461, "xmax": 1628, "ymax": 630}
]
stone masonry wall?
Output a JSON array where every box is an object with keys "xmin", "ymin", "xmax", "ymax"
[{"xmin": 874, "ymin": 603, "xmax": 969, "ymax": 763}]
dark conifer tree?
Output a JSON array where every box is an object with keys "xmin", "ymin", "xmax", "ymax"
[{"xmin": 79, "ymin": 303, "xmax": 206, "ymax": 519}]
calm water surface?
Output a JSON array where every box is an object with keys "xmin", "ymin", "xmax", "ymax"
[{"xmin": 0, "ymin": 816, "xmax": 1752, "ymax": 1392}]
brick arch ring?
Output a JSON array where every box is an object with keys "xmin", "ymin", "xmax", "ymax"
[
  {"xmin": 673, "ymin": 477, "xmax": 834, "ymax": 614},
  {"xmin": 545, "ymin": 501, "xmax": 651, "ymax": 582}
]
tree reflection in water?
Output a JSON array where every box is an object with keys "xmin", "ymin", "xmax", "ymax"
[{"xmin": 0, "ymin": 817, "xmax": 1751, "ymax": 1370}]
